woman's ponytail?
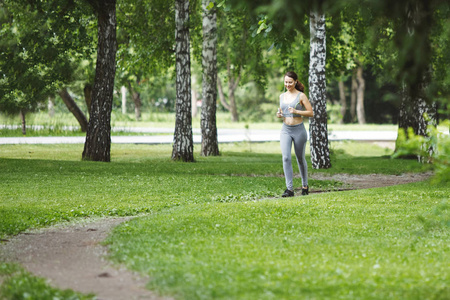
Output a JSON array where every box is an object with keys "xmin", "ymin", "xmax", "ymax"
[{"xmin": 295, "ymin": 81, "xmax": 305, "ymax": 92}]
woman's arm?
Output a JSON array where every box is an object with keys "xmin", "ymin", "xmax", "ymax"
[{"xmin": 300, "ymin": 94, "xmax": 314, "ymax": 117}]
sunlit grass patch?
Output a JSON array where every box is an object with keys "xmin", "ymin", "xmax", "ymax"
[{"xmin": 106, "ymin": 182, "xmax": 449, "ymax": 300}]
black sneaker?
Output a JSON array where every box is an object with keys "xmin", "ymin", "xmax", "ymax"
[
  {"xmin": 301, "ymin": 186, "xmax": 309, "ymax": 196},
  {"xmin": 282, "ymin": 189, "xmax": 294, "ymax": 197}
]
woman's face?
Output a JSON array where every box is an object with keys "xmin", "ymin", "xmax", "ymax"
[{"xmin": 284, "ymin": 76, "xmax": 296, "ymax": 91}]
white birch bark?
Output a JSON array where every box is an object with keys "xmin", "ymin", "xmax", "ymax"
[
  {"xmin": 200, "ymin": 0, "xmax": 219, "ymax": 156},
  {"xmin": 121, "ymin": 86, "xmax": 127, "ymax": 114},
  {"xmin": 309, "ymin": 11, "xmax": 331, "ymax": 169},
  {"xmin": 172, "ymin": 0, "xmax": 194, "ymax": 162},
  {"xmin": 48, "ymin": 96, "xmax": 55, "ymax": 118},
  {"xmin": 395, "ymin": 2, "xmax": 436, "ymax": 162},
  {"xmin": 397, "ymin": 80, "xmax": 436, "ymax": 162},
  {"xmin": 191, "ymin": 74, "xmax": 198, "ymax": 118},
  {"xmin": 356, "ymin": 65, "xmax": 366, "ymax": 124}
]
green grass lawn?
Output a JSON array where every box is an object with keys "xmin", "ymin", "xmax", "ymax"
[
  {"xmin": 0, "ymin": 142, "xmax": 447, "ymax": 299},
  {"xmin": 107, "ymin": 184, "xmax": 449, "ymax": 300}
]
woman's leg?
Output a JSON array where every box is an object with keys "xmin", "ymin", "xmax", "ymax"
[
  {"xmin": 292, "ymin": 124, "xmax": 308, "ymax": 187},
  {"xmin": 280, "ymin": 125, "xmax": 294, "ymax": 191}
]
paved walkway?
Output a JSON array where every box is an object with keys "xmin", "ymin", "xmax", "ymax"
[{"xmin": 0, "ymin": 127, "xmax": 398, "ymax": 144}]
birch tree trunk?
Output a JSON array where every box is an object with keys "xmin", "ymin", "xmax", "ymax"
[
  {"xmin": 217, "ymin": 77, "xmax": 230, "ymax": 111},
  {"xmin": 338, "ymin": 76, "xmax": 346, "ymax": 124},
  {"xmin": 172, "ymin": 0, "xmax": 194, "ymax": 162},
  {"xmin": 19, "ymin": 109, "xmax": 26, "ymax": 135},
  {"xmin": 395, "ymin": 3, "xmax": 436, "ymax": 163},
  {"xmin": 228, "ymin": 73, "xmax": 240, "ymax": 122},
  {"xmin": 127, "ymin": 81, "xmax": 142, "ymax": 121},
  {"xmin": 59, "ymin": 88, "xmax": 88, "ymax": 132},
  {"xmin": 48, "ymin": 96, "xmax": 55, "ymax": 118},
  {"xmin": 200, "ymin": 0, "xmax": 219, "ymax": 156},
  {"xmin": 82, "ymin": 0, "xmax": 117, "ymax": 162},
  {"xmin": 397, "ymin": 80, "xmax": 436, "ymax": 162},
  {"xmin": 309, "ymin": 10, "xmax": 331, "ymax": 169},
  {"xmin": 192, "ymin": 75, "xmax": 198, "ymax": 118},
  {"xmin": 355, "ymin": 65, "xmax": 366, "ymax": 124},
  {"xmin": 121, "ymin": 86, "xmax": 127, "ymax": 114},
  {"xmin": 350, "ymin": 71, "xmax": 357, "ymax": 122}
]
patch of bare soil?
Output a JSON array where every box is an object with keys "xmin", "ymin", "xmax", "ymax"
[
  {"xmin": 309, "ymin": 171, "xmax": 433, "ymax": 191},
  {"xmin": 0, "ymin": 172, "xmax": 433, "ymax": 299}
]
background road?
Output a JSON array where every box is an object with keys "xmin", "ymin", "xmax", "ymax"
[{"xmin": 0, "ymin": 127, "xmax": 398, "ymax": 144}]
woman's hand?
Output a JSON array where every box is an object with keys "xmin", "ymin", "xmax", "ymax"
[
  {"xmin": 276, "ymin": 107, "xmax": 283, "ymax": 118},
  {"xmin": 288, "ymin": 106, "xmax": 297, "ymax": 114}
]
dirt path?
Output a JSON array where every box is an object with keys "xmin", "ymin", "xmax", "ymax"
[
  {"xmin": 0, "ymin": 217, "xmax": 172, "ymax": 300},
  {"xmin": 0, "ymin": 172, "xmax": 433, "ymax": 300},
  {"xmin": 309, "ymin": 171, "xmax": 433, "ymax": 190}
]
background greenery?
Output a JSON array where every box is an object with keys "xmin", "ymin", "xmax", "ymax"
[{"xmin": 1, "ymin": 1, "xmax": 448, "ymax": 126}]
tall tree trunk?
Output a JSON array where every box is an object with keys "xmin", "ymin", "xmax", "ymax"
[
  {"xmin": 127, "ymin": 82, "xmax": 142, "ymax": 121},
  {"xmin": 82, "ymin": 0, "xmax": 117, "ymax": 162},
  {"xmin": 309, "ymin": 10, "xmax": 331, "ymax": 169},
  {"xmin": 338, "ymin": 75, "xmax": 346, "ymax": 124},
  {"xmin": 355, "ymin": 64, "xmax": 366, "ymax": 124},
  {"xmin": 19, "ymin": 109, "xmax": 26, "ymax": 135},
  {"xmin": 350, "ymin": 71, "xmax": 357, "ymax": 123},
  {"xmin": 48, "ymin": 96, "xmax": 55, "ymax": 118},
  {"xmin": 83, "ymin": 83, "xmax": 92, "ymax": 116},
  {"xmin": 191, "ymin": 74, "xmax": 198, "ymax": 118},
  {"xmin": 395, "ymin": 3, "xmax": 436, "ymax": 163},
  {"xmin": 228, "ymin": 78, "xmax": 239, "ymax": 122},
  {"xmin": 227, "ymin": 64, "xmax": 241, "ymax": 122},
  {"xmin": 59, "ymin": 88, "xmax": 88, "ymax": 132},
  {"xmin": 200, "ymin": 0, "xmax": 219, "ymax": 156},
  {"xmin": 397, "ymin": 79, "xmax": 436, "ymax": 162},
  {"xmin": 217, "ymin": 77, "xmax": 230, "ymax": 111},
  {"xmin": 121, "ymin": 86, "xmax": 127, "ymax": 114},
  {"xmin": 172, "ymin": 0, "xmax": 194, "ymax": 162}
]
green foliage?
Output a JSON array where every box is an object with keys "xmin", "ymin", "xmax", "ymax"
[
  {"xmin": 115, "ymin": 0, "xmax": 177, "ymax": 74},
  {"xmin": 0, "ymin": 263, "xmax": 94, "ymax": 300},
  {"xmin": 216, "ymin": 2, "xmax": 268, "ymax": 87},
  {"xmin": 393, "ymin": 120, "xmax": 450, "ymax": 183},
  {"xmin": 0, "ymin": 0, "xmax": 94, "ymax": 114}
]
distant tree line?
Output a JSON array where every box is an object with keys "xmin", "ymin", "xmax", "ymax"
[{"xmin": 0, "ymin": 0, "xmax": 448, "ymax": 164}]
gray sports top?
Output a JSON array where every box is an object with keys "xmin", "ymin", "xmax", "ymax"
[{"xmin": 279, "ymin": 93, "xmax": 303, "ymax": 117}]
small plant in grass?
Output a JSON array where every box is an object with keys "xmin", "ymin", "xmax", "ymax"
[{"xmin": 393, "ymin": 120, "xmax": 449, "ymax": 183}]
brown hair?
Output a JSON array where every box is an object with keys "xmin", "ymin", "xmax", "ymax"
[{"xmin": 285, "ymin": 71, "xmax": 305, "ymax": 92}]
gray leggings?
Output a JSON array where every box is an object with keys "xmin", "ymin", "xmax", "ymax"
[{"xmin": 280, "ymin": 123, "xmax": 308, "ymax": 190}]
